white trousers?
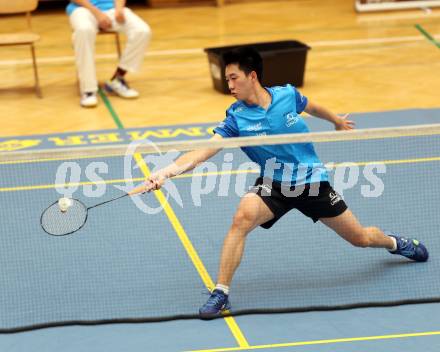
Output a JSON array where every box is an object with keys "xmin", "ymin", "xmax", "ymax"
[{"xmin": 69, "ymin": 7, "xmax": 151, "ymax": 94}]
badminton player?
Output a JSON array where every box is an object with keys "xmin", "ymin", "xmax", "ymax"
[{"xmin": 134, "ymin": 47, "xmax": 429, "ymax": 319}]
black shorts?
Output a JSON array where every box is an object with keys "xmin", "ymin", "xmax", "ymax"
[{"xmin": 249, "ymin": 177, "xmax": 348, "ymax": 229}]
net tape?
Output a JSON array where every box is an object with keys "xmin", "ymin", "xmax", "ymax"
[{"xmin": 1, "ymin": 123, "xmax": 440, "ymax": 162}]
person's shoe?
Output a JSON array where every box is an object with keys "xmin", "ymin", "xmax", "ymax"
[
  {"xmin": 388, "ymin": 232, "xmax": 429, "ymax": 262},
  {"xmin": 104, "ymin": 76, "xmax": 139, "ymax": 99},
  {"xmin": 80, "ymin": 92, "xmax": 98, "ymax": 108},
  {"xmin": 199, "ymin": 289, "xmax": 231, "ymax": 319}
]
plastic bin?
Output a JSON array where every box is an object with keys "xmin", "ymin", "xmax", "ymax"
[{"xmin": 204, "ymin": 40, "xmax": 311, "ymax": 94}]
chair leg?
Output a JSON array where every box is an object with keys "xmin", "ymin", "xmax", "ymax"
[
  {"xmin": 115, "ymin": 33, "xmax": 122, "ymax": 58},
  {"xmin": 30, "ymin": 44, "xmax": 42, "ymax": 98}
]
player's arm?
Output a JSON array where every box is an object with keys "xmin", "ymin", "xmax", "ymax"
[
  {"xmin": 130, "ymin": 134, "xmax": 223, "ymax": 194},
  {"xmin": 304, "ymin": 100, "xmax": 355, "ymax": 131},
  {"xmin": 157, "ymin": 133, "xmax": 223, "ymax": 180}
]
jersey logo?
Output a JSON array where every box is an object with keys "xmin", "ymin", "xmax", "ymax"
[
  {"xmin": 285, "ymin": 112, "xmax": 299, "ymax": 127},
  {"xmin": 249, "ymin": 183, "xmax": 272, "ymax": 195},
  {"xmin": 260, "ymin": 184, "xmax": 272, "ymax": 194},
  {"xmin": 245, "ymin": 122, "xmax": 263, "ymax": 132},
  {"xmin": 329, "ymin": 191, "xmax": 342, "ymax": 205}
]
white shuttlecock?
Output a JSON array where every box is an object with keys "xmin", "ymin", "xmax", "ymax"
[{"xmin": 58, "ymin": 197, "xmax": 73, "ymax": 212}]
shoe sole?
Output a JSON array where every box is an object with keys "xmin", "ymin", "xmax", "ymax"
[
  {"xmin": 199, "ymin": 304, "xmax": 231, "ymax": 320},
  {"xmin": 199, "ymin": 310, "xmax": 229, "ymax": 320},
  {"xmin": 80, "ymin": 103, "xmax": 97, "ymax": 108},
  {"xmin": 103, "ymin": 85, "xmax": 139, "ymax": 99}
]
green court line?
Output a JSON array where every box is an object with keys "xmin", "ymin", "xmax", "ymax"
[
  {"xmin": 415, "ymin": 24, "xmax": 440, "ymax": 48},
  {"xmin": 98, "ymin": 88, "xmax": 125, "ymax": 129}
]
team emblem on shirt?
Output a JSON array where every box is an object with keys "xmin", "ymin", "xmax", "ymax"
[
  {"xmin": 285, "ymin": 112, "xmax": 299, "ymax": 127},
  {"xmin": 245, "ymin": 122, "xmax": 263, "ymax": 132},
  {"xmin": 250, "ymin": 183, "xmax": 272, "ymax": 195},
  {"xmin": 329, "ymin": 191, "xmax": 342, "ymax": 205}
]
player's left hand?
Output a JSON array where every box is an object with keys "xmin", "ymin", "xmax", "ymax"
[
  {"xmin": 115, "ymin": 8, "xmax": 126, "ymax": 24},
  {"xmin": 335, "ymin": 114, "xmax": 355, "ymax": 131}
]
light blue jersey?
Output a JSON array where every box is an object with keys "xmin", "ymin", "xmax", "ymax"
[
  {"xmin": 66, "ymin": 0, "xmax": 114, "ymax": 16},
  {"xmin": 214, "ymin": 85, "xmax": 328, "ymax": 186}
]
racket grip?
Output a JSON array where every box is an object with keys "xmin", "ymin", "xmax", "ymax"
[{"xmin": 129, "ymin": 183, "xmax": 149, "ymax": 195}]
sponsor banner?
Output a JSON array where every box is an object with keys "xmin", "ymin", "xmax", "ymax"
[{"xmin": 0, "ymin": 124, "xmax": 217, "ymax": 152}]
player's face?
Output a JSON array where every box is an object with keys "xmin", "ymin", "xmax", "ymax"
[{"xmin": 225, "ymin": 64, "xmax": 254, "ymax": 100}]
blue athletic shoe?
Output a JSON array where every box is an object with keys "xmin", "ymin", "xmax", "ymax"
[
  {"xmin": 388, "ymin": 233, "xmax": 429, "ymax": 262},
  {"xmin": 199, "ymin": 289, "xmax": 231, "ymax": 319}
]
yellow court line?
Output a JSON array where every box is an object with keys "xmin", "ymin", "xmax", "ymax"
[
  {"xmin": 0, "ymin": 177, "xmax": 144, "ymax": 192},
  {"xmin": 132, "ymin": 153, "xmax": 250, "ymax": 348},
  {"xmin": 178, "ymin": 169, "xmax": 259, "ymax": 178},
  {"xmin": 0, "ymin": 170, "xmax": 259, "ymax": 192},
  {"xmin": 326, "ymin": 156, "xmax": 440, "ymax": 168},
  {"xmin": 0, "ymin": 153, "xmax": 125, "ymax": 165},
  {"xmin": 186, "ymin": 330, "xmax": 440, "ymax": 352},
  {"xmin": 1, "ymin": 156, "xmax": 439, "ymax": 193}
]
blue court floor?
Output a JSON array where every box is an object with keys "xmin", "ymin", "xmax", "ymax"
[{"xmin": 0, "ymin": 108, "xmax": 439, "ymax": 352}]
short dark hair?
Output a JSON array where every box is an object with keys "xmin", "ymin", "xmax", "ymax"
[{"xmin": 223, "ymin": 47, "xmax": 263, "ymax": 81}]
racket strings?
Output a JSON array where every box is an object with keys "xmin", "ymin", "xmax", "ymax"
[{"xmin": 41, "ymin": 200, "xmax": 88, "ymax": 236}]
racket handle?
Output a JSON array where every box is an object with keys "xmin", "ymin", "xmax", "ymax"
[{"xmin": 129, "ymin": 183, "xmax": 149, "ymax": 195}]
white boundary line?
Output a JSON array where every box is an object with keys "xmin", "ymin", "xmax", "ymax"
[
  {"xmin": 310, "ymin": 34, "xmax": 440, "ymax": 46},
  {"xmin": 1, "ymin": 34, "xmax": 439, "ymax": 67},
  {"xmin": 355, "ymin": 0, "xmax": 440, "ymax": 12},
  {"xmin": 0, "ymin": 49, "xmax": 204, "ymax": 67}
]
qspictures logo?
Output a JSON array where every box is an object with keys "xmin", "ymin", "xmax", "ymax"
[{"xmin": 52, "ymin": 140, "xmax": 387, "ymax": 214}]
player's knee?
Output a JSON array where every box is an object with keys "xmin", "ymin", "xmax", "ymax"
[{"xmin": 231, "ymin": 209, "xmax": 257, "ymax": 232}]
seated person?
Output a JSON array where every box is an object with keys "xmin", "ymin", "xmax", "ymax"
[{"xmin": 67, "ymin": 0, "xmax": 152, "ymax": 107}]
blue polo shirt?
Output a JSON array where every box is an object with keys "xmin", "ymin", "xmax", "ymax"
[
  {"xmin": 214, "ymin": 85, "xmax": 328, "ymax": 186},
  {"xmin": 66, "ymin": 0, "xmax": 114, "ymax": 16}
]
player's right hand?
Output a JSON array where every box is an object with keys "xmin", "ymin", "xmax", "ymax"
[
  {"xmin": 96, "ymin": 12, "xmax": 112, "ymax": 30},
  {"xmin": 129, "ymin": 173, "xmax": 166, "ymax": 195},
  {"xmin": 143, "ymin": 173, "xmax": 167, "ymax": 192},
  {"xmin": 115, "ymin": 8, "xmax": 126, "ymax": 24}
]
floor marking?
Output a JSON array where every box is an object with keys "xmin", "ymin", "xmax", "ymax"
[
  {"xmin": 186, "ymin": 330, "xmax": 440, "ymax": 352},
  {"xmin": 98, "ymin": 88, "xmax": 124, "ymax": 129},
  {"xmin": 415, "ymin": 23, "xmax": 440, "ymax": 48},
  {"xmin": 1, "ymin": 156, "xmax": 439, "ymax": 192}
]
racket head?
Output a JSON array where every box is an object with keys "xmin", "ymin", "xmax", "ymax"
[{"xmin": 40, "ymin": 199, "xmax": 88, "ymax": 236}]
